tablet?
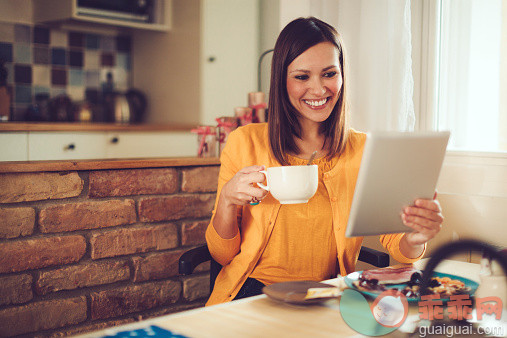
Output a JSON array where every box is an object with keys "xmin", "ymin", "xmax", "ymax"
[{"xmin": 345, "ymin": 131, "xmax": 450, "ymax": 237}]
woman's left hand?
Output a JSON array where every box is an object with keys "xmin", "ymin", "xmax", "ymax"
[{"xmin": 402, "ymin": 195, "xmax": 444, "ymax": 246}]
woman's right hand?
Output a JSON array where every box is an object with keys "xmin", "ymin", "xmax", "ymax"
[{"xmin": 220, "ymin": 165, "xmax": 268, "ymax": 206}]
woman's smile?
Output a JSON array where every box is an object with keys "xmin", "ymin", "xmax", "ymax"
[{"xmin": 303, "ymin": 97, "xmax": 331, "ymax": 109}]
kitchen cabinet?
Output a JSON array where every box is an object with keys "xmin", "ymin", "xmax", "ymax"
[
  {"xmin": 32, "ymin": 0, "xmax": 171, "ymax": 32},
  {"xmin": 0, "ymin": 130, "xmax": 198, "ymax": 161},
  {"xmin": 28, "ymin": 132, "xmax": 107, "ymax": 161},
  {"xmin": 105, "ymin": 131, "xmax": 197, "ymax": 158},
  {"xmin": 132, "ymin": 0, "xmax": 259, "ymax": 125},
  {"xmin": 0, "ymin": 133, "xmax": 28, "ymax": 161}
]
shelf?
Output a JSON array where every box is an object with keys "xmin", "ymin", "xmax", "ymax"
[{"xmin": 0, "ymin": 122, "xmax": 196, "ymax": 132}]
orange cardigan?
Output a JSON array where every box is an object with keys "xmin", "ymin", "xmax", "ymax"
[{"xmin": 205, "ymin": 123, "xmax": 424, "ymax": 306}]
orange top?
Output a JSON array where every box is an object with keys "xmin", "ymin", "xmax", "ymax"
[
  {"xmin": 250, "ymin": 154, "xmax": 339, "ymax": 285},
  {"xmin": 205, "ymin": 123, "xmax": 425, "ymax": 306}
]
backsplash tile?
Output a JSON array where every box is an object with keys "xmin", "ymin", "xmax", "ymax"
[
  {"xmin": 14, "ymin": 44, "xmax": 31, "ymax": 64},
  {"xmin": 33, "ymin": 26, "xmax": 50, "ymax": 45},
  {"xmin": 14, "ymin": 65, "xmax": 31, "ymax": 84},
  {"xmin": 51, "ymin": 68, "xmax": 67, "ymax": 86},
  {"xmin": 51, "ymin": 48, "xmax": 66, "ymax": 65},
  {"xmin": 15, "ymin": 85, "xmax": 31, "ymax": 103},
  {"xmin": 69, "ymin": 32, "xmax": 84, "ymax": 48},
  {"xmin": 69, "ymin": 69, "xmax": 84, "ymax": 86},
  {"xmin": 0, "ymin": 43, "xmax": 13, "ymax": 63},
  {"xmin": 0, "ymin": 23, "xmax": 132, "ymax": 121},
  {"xmin": 50, "ymin": 30, "xmax": 67, "ymax": 47},
  {"xmin": 14, "ymin": 25, "xmax": 31, "ymax": 44},
  {"xmin": 33, "ymin": 65, "xmax": 50, "ymax": 86},
  {"xmin": 0, "ymin": 23, "xmax": 14, "ymax": 42},
  {"xmin": 69, "ymin": 50, "xmax": 83, "ymax": 67},
  {"xmin": 33, "ymin": 46, "xmax": 49, "ymax": 64},
  {"xmin": 85, "ymin": 34, "xmax": 100, "ymax": 50}
]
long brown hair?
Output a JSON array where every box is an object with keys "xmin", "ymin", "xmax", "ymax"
[{"xmin": 268, "ymin": 17, "xmax": 349, "ymax": 165}]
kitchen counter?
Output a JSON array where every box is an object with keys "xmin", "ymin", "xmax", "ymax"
[
  {"xmin": 0, "ymin": 157, "xmax": 220, "ymax": 173},
  {"xmin": 0, "ymin": 122, "xmax": 197, "ymax": 132}
]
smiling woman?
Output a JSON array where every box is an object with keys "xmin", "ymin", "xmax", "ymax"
[{"xmin": 204, "ymin": 17, "xmax": 444, "ymax": 307}]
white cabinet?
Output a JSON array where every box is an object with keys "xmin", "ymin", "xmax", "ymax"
[
  {"xmin": 132, "ymin": 0, "xmax": 259, "ymax": 125},
  {"xmin": 28, "ymin": 132, "xmax": 107, "ymax": 161},
  {"xmin": 0, "ymin": 131, "xmax": 198, "ymax": 161},
  {"xmin": 105, "ymin": 132, "xmax": 197, "ymax": 158},
  {"xmin": 32, "ymin": 0, "xmax": 171, "ymax": 32},
  {"xmin": 0, "ymin": 133, "xmax": 28, "ymax": 161}
]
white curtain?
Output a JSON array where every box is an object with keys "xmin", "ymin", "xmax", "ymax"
[{"xmin": 311, "ymin": 0, "xmax": 415, "ymax": 132}]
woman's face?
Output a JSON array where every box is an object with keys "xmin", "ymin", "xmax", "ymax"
[{"xmin": 286, "ymin": 42, "xmax": 342, "ymax": 125}]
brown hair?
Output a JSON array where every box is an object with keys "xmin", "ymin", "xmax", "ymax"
[{"xmin": 268, "ymin": 17, "xmax": 349, "ymax": 165}]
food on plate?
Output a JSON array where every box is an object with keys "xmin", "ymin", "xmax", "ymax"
[
  {"xmin": 352, "ymin": 266, "xmax": 472, "ymax": 299},
  {"xmin": 304, "ymin": 287, "xmax": 341, "ymax": 300},
  {"xmin": 360, "ymin": 266, "xmax": 423, "ymax": 284}
]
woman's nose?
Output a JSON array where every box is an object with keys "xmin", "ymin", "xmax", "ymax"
[{"xmin": 308, "ymin": 78, "xmax": 326, "ymax": 96}]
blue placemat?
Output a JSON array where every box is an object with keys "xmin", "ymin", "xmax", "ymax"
[{"xmin": 102, "ymin": 325, "xmax": 189, "ymax": 338}]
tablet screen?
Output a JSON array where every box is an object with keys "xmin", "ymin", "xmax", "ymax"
[{"xmin": 345, "ymin": 131, "xmax": 450, "ymax": 237}]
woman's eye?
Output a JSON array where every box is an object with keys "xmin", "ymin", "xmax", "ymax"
[
  {"xmin": 295, "ymin": 74, "xmax": 309, "ymax": 80},
  {"xmin": 323, "ymin": 71, "xmax": 337, "ymax": 78}
]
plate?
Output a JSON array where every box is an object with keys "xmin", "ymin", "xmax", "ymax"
[
  {"xmin": 344, "ymin": 271, "xmax": 479, "ymax": 302},
  {"xmin": 262, "ymin": 281, "xmax": 337, "ymax": 305}
]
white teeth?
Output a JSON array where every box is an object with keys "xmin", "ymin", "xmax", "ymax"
[{"xmin": 304, "ymin": 98, "xmax": 327, "ymax": 107}]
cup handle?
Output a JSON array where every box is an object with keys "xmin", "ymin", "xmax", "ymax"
[{"xmin": 256, "ymin": 170, "xmax": 269, "ymax": 191}]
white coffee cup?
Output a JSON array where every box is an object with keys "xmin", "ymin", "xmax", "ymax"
[{"xmin": 257, "ymin": 165, "xmax": 318, "ymax": 204}]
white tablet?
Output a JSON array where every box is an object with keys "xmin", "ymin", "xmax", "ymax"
[{"xmin": 345, "ymin": 131, "xmax": 450, "ymax": 237}]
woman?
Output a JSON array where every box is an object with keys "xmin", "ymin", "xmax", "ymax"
[{"xmin": 205, "ymin": 17, "xmax": 443, "ymax": 306}]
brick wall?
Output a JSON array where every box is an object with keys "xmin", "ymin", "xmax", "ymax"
[{"xmin": 0, "ymin": 165, "xmax": 220, "ymax": 337}]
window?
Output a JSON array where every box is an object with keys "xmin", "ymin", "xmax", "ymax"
[{"xmin": 435, "ymin": 0, "xmax": 507, "ymax": 153}]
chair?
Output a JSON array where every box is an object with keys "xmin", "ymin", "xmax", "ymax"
[{"xmin": 179, "ymin": 244, "xmax": 390, "ymax": 291}]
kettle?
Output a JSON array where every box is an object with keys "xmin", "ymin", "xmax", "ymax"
[{"xmin": 104, "ymin": 89, "xmax": 147, "ymax": 124}]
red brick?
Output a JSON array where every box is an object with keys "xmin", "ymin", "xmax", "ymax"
[
  {"xmin": 90, "ymin": 280, "xmax": 181, "ymax": 320},
  {"xmin": 139, "ymin": 194, "xmax": 215, "ymax": 222},
  {"xmin": 36, "ymin": 260, "xmax": 130, "ymax": 295},
  {"xmin": 132, "ymin": 249, "xmax": 185, "ymax": 282},
  {"xmin": 0, "ymin": 207, "xmax": 35, "ymax": 238},
  {"xmin": 0, "ymin": 172, "xmax": 83, "ymax": 203},
  {"xmin": 89, "ymin": 168, "xmax": 178, "ymax": 198},
  {"xmin": 90, "ymin": 224, "xmax": 178, "ymax": 259},
  {"xmin": 0, "ymin": 274, "xmax": 33, "ymax": 305},
  {"xmin": 181, "ymin": 166, "xmax": 220, "ymax": 192},
  {"xmin": 0, "ymin": 235, "xmax": 86, "ymax": 273},
  {"xmin": 181, "ymin": 220, "xmax": 208, "ymax": 246},
  {"xmin": 40, "ymin": 199, "xmax": 136, "ymax": 233},
  {"xmin": 183, "ymin": 275, "xmax": 210, "ymax": 301},
  {"xmin": 0, "ymin": 296, "xmax": 87, "ymax": 336}
]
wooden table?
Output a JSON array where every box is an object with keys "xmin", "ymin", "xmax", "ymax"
[{"xmin": 78, "ymin": 260, "xmax": 481, "ymax": 338}]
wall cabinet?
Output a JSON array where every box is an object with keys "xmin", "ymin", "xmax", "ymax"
[
  {"xmin": 132, "ymin": 0, "xmax": 259, "ymax": 125},
  {"xmin": 32, "ymin": 0, "xmax": 171, "ymax": 32},
  {"xmin": 0, "ymin": 131, "xmax": 198, "ymax": 161}
]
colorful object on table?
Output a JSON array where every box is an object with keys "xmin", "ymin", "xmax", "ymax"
[
  {"xmin": 191, "ymin": 126, "xmax": 217, "ymax": 158},
  {"xmin": 248, "ymin": 91, "xmax": 267, "ymax": 122},
  {"xmin": 216, "ymin": 116, "xmax": 238, "ymax": 155},
  {"xmin": 102, "ymin": 325, "xmax": 188, "ymax": 337},
  {"xmin": 234, "ymin": 106, "xmax": 257, "ymax": 126}
]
